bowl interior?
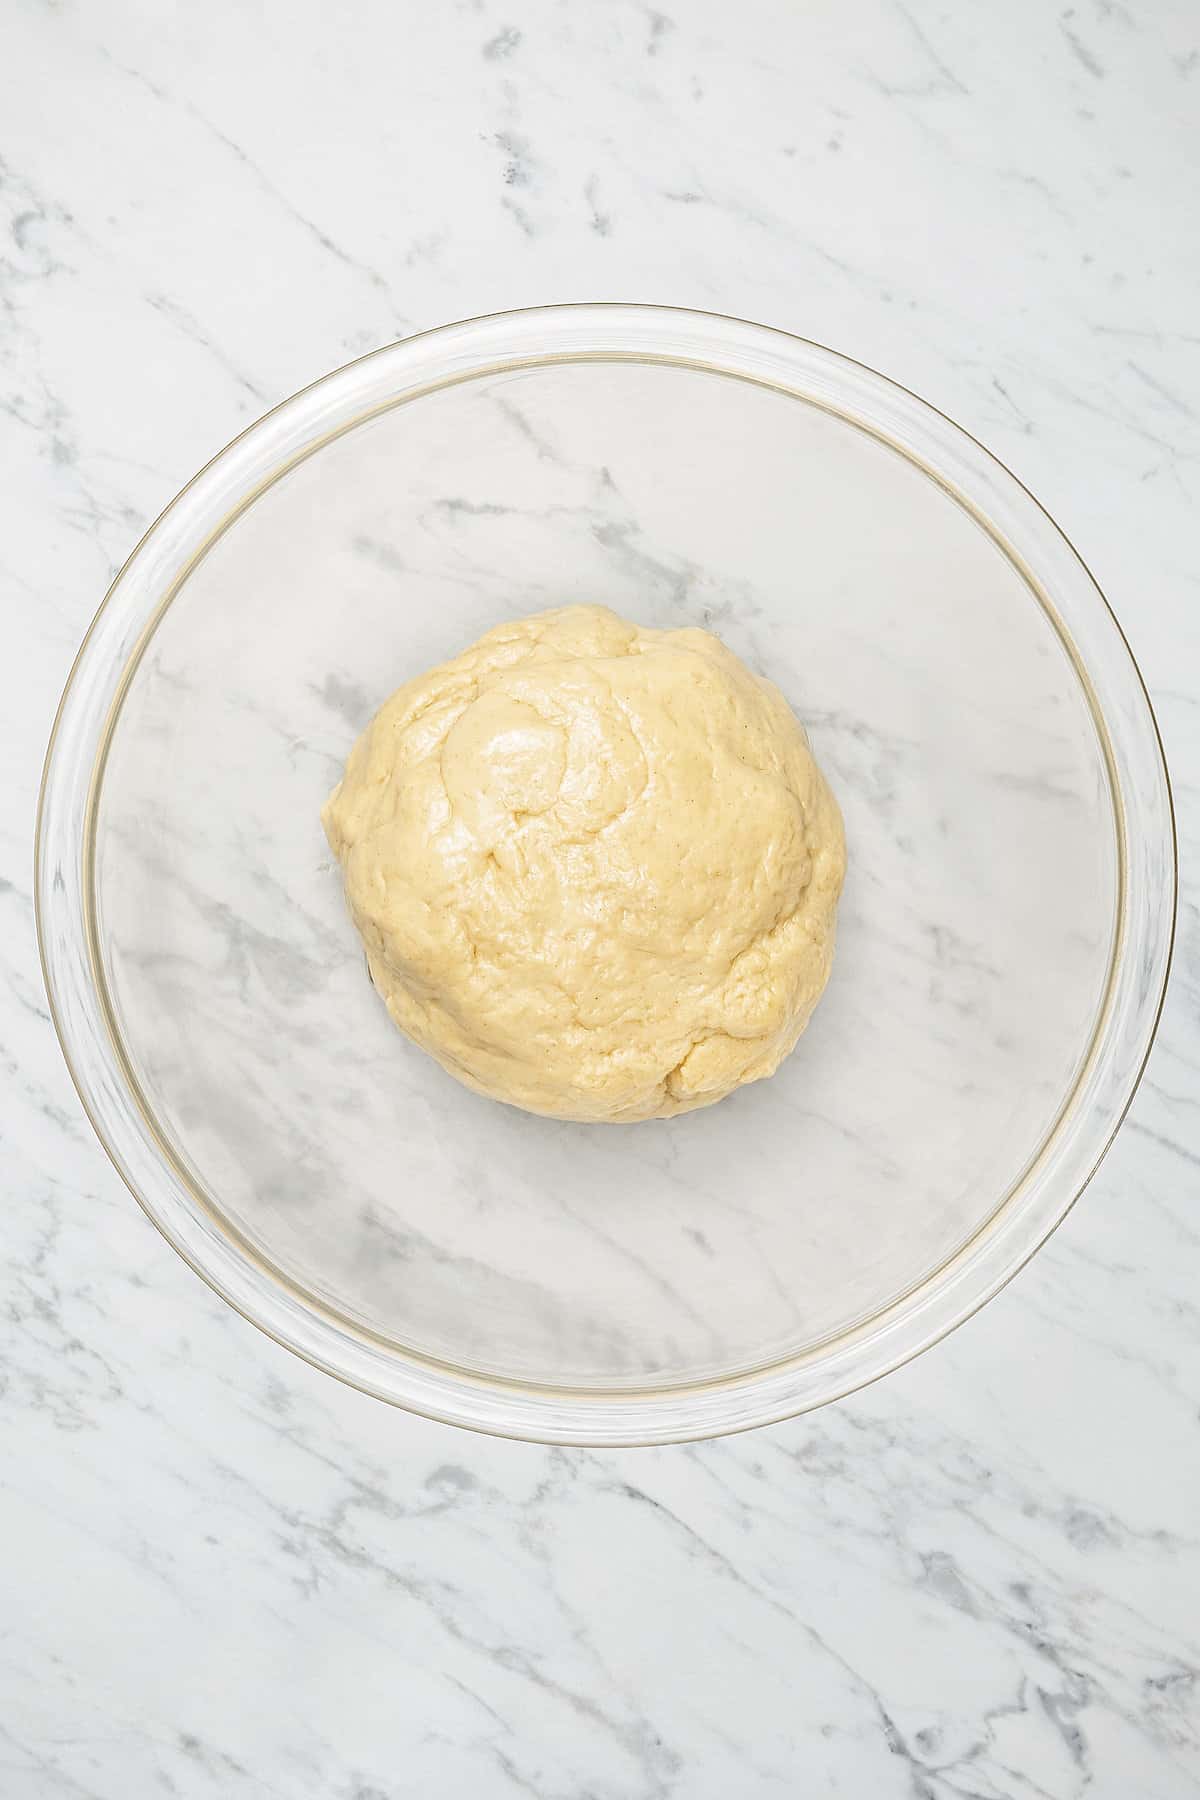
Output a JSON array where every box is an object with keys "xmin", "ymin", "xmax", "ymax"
[{"xmin": 93, "ymin": 356, "xmax": 1116, "ymax": 1390}]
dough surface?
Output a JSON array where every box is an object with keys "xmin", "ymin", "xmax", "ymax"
[{"xmin": 323, "ymin": 605, "xmax": 846, "ymax": 1122}]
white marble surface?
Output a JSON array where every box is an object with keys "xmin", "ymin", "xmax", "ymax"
[{"xmin": 3, "ymin": 1, "xmax": 1198, "ymax": 1793}]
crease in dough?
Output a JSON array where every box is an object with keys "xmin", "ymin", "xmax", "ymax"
[{"xmin": 323, "ymin": 604, "xmax": 846, "ymax": 1123}]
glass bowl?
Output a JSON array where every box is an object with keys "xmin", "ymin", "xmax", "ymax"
[{"xmin": 37, "ymin": 305, "xmax": 1175, "ymax": 1444}]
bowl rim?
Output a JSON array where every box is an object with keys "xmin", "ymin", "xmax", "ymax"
[{"xmin": 36, "ymin": 302, "xmax": 1177, "ymax": 1444}]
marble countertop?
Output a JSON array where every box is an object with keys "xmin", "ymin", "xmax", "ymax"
[{"xmin": 4, "ymin": 2, "xmax": 1198, "ymax": 1794}]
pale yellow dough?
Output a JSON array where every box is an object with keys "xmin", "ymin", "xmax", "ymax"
[{"xmin": 323, "ymin": 605, "xmax": 846, "ymax": 1123}]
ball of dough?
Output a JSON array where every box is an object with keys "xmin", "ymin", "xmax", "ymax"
[{"xmin": 323, "ymin": 605, "xmax": 846, "ymax": 1123}]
